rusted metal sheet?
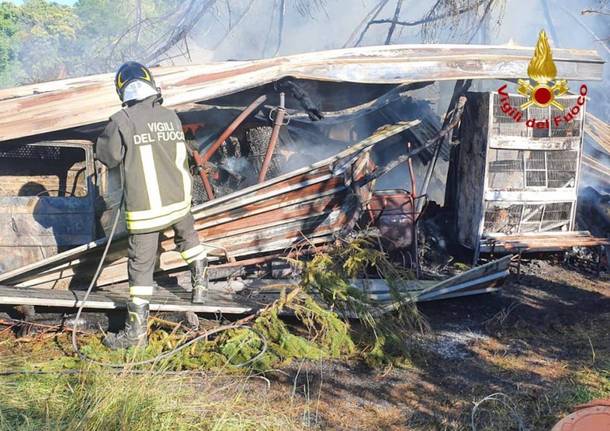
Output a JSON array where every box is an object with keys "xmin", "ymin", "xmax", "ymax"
[
  {"xmin": 0, "ymin": 44, "xmax": 603, "ymax": 142},
  {"xmin": 0, "ymin": 140, "xmax": 97, "ymax": 272},
  {"xmin": 0, "ymin": 121, "xmax": 419, "ymax": 289},
  {"xmin": 0, "ymin": 255, "xmax": 512, "ymax": 313}
]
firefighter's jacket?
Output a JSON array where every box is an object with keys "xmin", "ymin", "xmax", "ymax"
[{"xmin": 96, "ymin": 95, "xmax": 192, "ymax": 234}]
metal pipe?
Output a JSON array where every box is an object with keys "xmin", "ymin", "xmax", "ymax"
[
  {"xmin": 258, "ymin": 92, "xmax": 286, "ymax": 183},
  {"xmin": 406, "ymin": 142, "xmax": 417, "ymax": 198},
  {"xmin": 194, "ymin": 95, "xmax": 267, "ymax": 200},
  {"xmin": 417, "ymin": 139, "xmax": 441, "ymax": 213},
  {"xmin": 406, "ymin": 142, "xmax": 420, "ymax": 278},
  {"xmin": 202, "ymin": 95, "xmax": 267, "ymax": 163},
  {"xmin": 211, "ymin": 244, "xmax": 330, "ymax": 270},
  {"xmin": 191, "ymin": 149, "xmax": 215, "ymax": 200}
]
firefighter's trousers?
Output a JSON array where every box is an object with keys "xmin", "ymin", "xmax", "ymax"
[{"xmin": 127, "ymin": 213, "xmax": 207, "ymax": 299}]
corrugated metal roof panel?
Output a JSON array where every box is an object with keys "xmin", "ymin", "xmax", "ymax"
[{"xmin": 0, "ymin": 43, "xmax": 603, "ymax": 143}]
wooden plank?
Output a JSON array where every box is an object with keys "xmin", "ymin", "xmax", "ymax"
[
  {"xmin": 0, "ymin": 285, "xmax": 257, "ymax": 314},
  {"xmin": 481, "ymin": 231, "xmax": 610, "ymax": 252},
  {"xmin": 585, "ymin": 113, "xmax": 610, "ymax": 154}
]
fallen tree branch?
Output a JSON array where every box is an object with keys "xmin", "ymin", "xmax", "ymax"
[
  {"xmin": 369, "ymin": 0, "xmax": 488, "ymax": 28},
  {"xmin": 385, "ymin": 0, "xmax": 404, "ymax": 44},
  {"xmin": 352, "ymin": 0, "xmax": 391, "ymax": 47},
  {"xmin": 144, "ymin": 0, "xmax": 221, "ymax": 64},
  {"xmin": 212, "ymin": 0, "xmax": 257, "ymax": 50},
  {"xmin": 274, "ymin": 0, "xmax": 286, "ymax": 56}
]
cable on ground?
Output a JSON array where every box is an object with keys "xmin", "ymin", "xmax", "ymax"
[
  {"xmin": 67, "ymin": 171, "xmax": 267, "ymax": 369},
  {"xmin": 470, "ymin": 392, "xmax": 526, "ymax": 431}
]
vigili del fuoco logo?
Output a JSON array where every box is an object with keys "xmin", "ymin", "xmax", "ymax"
[{"xmin": 497, "ymin": 30, "xmax": 588, "ymax": 129}]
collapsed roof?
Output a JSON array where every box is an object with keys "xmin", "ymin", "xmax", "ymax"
[{"xmin": 0, "ymin": 43, "xmax": 604, "ymax": 143}]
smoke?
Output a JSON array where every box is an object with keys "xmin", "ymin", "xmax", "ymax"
[
  {"xmin": 172, "ymin": 0, "xmax": 609, "ymax": 192},
  {"xmin": 5, "ymin": 0, "xmax": 609, "ymax": 194}
]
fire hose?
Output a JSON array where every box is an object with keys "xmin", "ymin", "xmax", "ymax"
[
  {"xmin": 9, "ymin": 94, "xmax": 302, "ymax": 371},
  {"xmin": 69, "ymin": 166, "xmax": 268, "ymax": 369}
]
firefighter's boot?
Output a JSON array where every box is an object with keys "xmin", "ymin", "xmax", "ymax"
[
  {"xmin": 103, "ymin": 298, "xmax": 149, "ymax": 350},
  {"xmin": 190, "ymin": 258, "xmax": 208, "ymax": 304}
]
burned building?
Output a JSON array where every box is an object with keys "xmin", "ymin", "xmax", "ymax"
[{"xmin": 0, "ymin": 43, "xmax": 606, "ymax": 312}]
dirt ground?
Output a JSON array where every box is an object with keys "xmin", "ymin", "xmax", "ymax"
[
  {"xmin": 1, "ymin": 258, "xmax": 609, "ymax": 430},
  {"xmin": 250, "ymin": 258, "xmax": 610, "ymax": 430}
]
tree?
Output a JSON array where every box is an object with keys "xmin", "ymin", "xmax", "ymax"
[
  {"xmin": 0, "ymin": 3, "xmax": 21, "ymax": 86},
  {"xmin": 346, "ymin": 0, "xmax": 505, "ymax": 47},
  {"xmin": 72, "ymin": 0, "xmax": 133, "ymax": 73},
  {"xmin": 15, "ymin": 0, "xmax": 80, "ymax": 83},
  {"xmin": 71, "ymin": 0, "xmax": 183, "ymax": 73}
]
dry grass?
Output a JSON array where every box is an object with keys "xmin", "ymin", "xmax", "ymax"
[
  {"xmin": 0, "ymin": 368, "xmax": 309, "ymax": 431},
  {"xmin": 1, "ymin": 312, "xmax": 609, "ymax": 431},
  {"xmin": 464, "ymin": 311, "xmax": 610, "ymax": 431},
  {"xmin": 1, "ymin": 260, "xmax": 609, "ymax": 430}
]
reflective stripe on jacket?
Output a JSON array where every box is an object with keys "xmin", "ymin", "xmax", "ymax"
[{"xmin": 96, "ymin": 95, "xmax": 192, "ymax": 234}]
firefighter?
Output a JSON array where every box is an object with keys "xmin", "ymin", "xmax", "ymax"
[{"xmin": 96, "ymin": 61, "xmax": 208, "ymax": 349}]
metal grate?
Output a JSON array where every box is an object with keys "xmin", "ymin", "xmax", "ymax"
[
  {"xmin": 491, "ymin": 93, "xmax": 581, "ymax": 138},
  {"xmin": 484, "ymin": 204, "xmax": 523, "ymax": 234},
  {"xmin": 550, "ymin": 104, "xmax": 582, "ymax": 138},
  {"xmin": 487, "ymin": 149, "xmax": 577, "ymax": 190},
  {"xmin": 492, "ymin": 94, "xmax": 529, "ymax": 137},
  {"xmin": 0, "ymin": 145, "xmax": 62, "ymax": 160},
  {"xmin": 0, "ymin": 144, "xmax": 88, "ymax": 197},
  {"xmin": 483, "ymin": 201, "xmax": 572, "ymax": 234}
]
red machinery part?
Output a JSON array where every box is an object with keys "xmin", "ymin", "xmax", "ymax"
[
  {"xmin": 367, "ymin": 191, "xmax": 420, "ymax": 250},
  {"xmin": 551, "ymin": 400, "xmax": 610, "ymax": 431}
]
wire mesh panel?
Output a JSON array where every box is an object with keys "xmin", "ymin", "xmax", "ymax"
[
  {"xmin": 0, "ymin": 144, "xmax": 88, "ymax": 197},
  {"xmin": 483, "ymin": 201, "xmax": 572, "ymax": 235},
  {"xmin": 541, "ymin": 202, "xmax": 573, "ymax": 230},
  {"xmin": 492, "ymin": 94, "xmax": 529, "ymax": 137},
  {"xmin": 487, "ymin": 149, "xmax": 524, "ymax": 189},
  {"xmin": 550, "ymin": 103, "xmax": 582, "ymax": 138},
  {"xmin": 491, "ymin": 93, "xmax": 581, "ymax": 138},
  {"xmin": 483, "ymin": 203, "xmax": 523, "ymax": 235},
  {"xmin": 519, "ymin": 204, "xmax": 545, "ymax": 232},
  {"xmin": 0, "ymin": 145, "xmax": 62, "ymax": 160},
  {"xmin": 487, "ymin": 149, "xmax": 577, "ymax": 190}
]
